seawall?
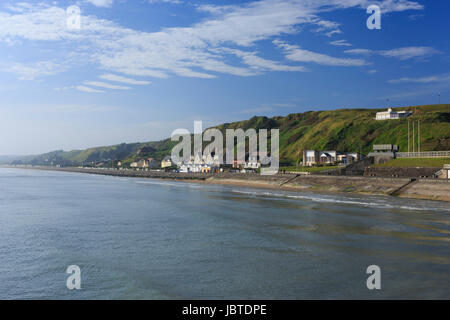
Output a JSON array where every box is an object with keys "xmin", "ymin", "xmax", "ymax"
[
  {"xmin": 364, "ymin": 166, "xmax": 441, "ymax": 178},
  {"xmin": 7, "ymin": 166, "xmax": 449, "ymax": 202}
]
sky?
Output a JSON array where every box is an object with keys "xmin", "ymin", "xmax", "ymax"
[{"xmin": 0, "ymin": 0, "xmax": 449, "ymax": 155}]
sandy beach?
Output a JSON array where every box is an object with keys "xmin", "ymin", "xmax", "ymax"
[{"xmin": 6, "ymin": 166, "xmax": 450, "ymax": 202}]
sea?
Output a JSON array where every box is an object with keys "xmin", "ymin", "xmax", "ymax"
[{"xmin": 0, "ymin": 167, "xmax": 449, "ymax": 299}]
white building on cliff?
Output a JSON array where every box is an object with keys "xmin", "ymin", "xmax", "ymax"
[{"xmin": 375, "ymin": 107, "xmax": 412, "ymax": 120}]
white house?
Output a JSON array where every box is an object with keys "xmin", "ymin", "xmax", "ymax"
[
  {"xmin": 337, "ymin": 152, "xmax": 363, "ymax": 165},
  {"xmin": 375, "ymin": 107, "xmax": 412, "ymax": 120},
  {"xmin": 244, "ymin": 153, "xmax": 261, "ymax": 169},
  {"xmin": 177, "ymin": 152, "xmax": 218, "ymax": 173},
  {"xmin": 319, "ymin": 151, "xmax": 337, "ymax": 164},
  {"xmin": 303, "ymin": 150, "xmax": 363, "ymax": 166},
  {"xmin": 130, "ymin": 158, "xmax": 159, "ymax": 169},
  {"xmin": 161, "ymin": 155, "xmax": 173, "ymax": 168}
]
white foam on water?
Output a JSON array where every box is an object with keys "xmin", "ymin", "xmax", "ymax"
[
  {"xmin": 230, "ymin": 189, "xmax": 450, "ymax": 213},
  {"xmin": 134, "ymin": 179, "xmax": 204, "ymax": 189}
]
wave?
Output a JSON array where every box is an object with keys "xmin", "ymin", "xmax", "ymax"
[{"xmin": 230, "ymin": 189, "xmax": 450, "ymax": 212}]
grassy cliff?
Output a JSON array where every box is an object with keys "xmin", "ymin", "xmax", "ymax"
[
  {"xmin": 215, "ymin": 104, "xmax": 449, "ymax": 163},
  {"xmin": 13, "ymin": 104, "xmax": 449, "ymax": 166}
]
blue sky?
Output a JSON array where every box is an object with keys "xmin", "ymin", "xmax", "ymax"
[{"xmin": 0, "ymin": 0, "xmax": 448, "ymax": 155}]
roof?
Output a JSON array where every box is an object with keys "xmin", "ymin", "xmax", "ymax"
[{"xmin": 373, "ymin": 144, "xmax": 398, "ymax": 151}]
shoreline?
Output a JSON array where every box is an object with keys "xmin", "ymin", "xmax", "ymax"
[{"xmin": 3, "ymin": 165, "xmax": 450, "ymax": 202}]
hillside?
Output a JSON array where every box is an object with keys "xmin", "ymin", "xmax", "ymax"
[{"xmin": 11, "ymin": 104, "xmax": 450, "ymax": 166}]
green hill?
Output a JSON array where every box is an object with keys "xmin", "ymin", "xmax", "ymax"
[{"xmin": 12, "ymin": 104, "xmax": 450, "ymax": 166}]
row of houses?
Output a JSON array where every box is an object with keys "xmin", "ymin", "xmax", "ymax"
[
  {"xmin": 176, "ymin": 152, "xmax": 263, "ymax": 173},
  {"xmin": 175, "ymin": 152, "xmax": 264, "ymax": 173},
  {"xmin": 130, "ymin": 158, "xmax": 160, "ymax": 169},
  {"xmin": 178, "ymin": 153, "xmax": 220, "ymax": 173},
  {"xmin": 302, "ymin": 150, "xmax": 364, "ymax": 167},
  {"xmin": 127, "ymin": 156, "xmax": 175, "ymax": 169},
  {"xmin": 126, "ymin": 149, "xmax": 364, "ymax": 172}
]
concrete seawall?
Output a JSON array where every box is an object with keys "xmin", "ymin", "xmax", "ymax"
[
  {"xmin": 6, "ymin": 166, "xmax": 450, "ymax": 202},
  {"xmin": 364, "ymin": 166, "xmax": 441, "ymax": 178},
  {"xmin": 395, "ymin": 179, "xmax": 450, "ymax": 202}
]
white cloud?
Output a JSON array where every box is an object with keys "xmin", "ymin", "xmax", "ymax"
[
  {"xmin": 345, "ymin": 46, "xmax": 439, "ymax": 60},
  {"xmin": 148, "ymin": 0, "xmax": 182, "ymax": 4},
  {"xmin": 86, "ymin": 0, "xmax": 114, "ymax": 8},
  {"xmin": 6, "ymin": 61, "xmax": 65, "ymax": 80},
  {"xmin": 380, "ymin": 47, "xmax": 440, "ymax": 60},
  {"xmin": 324, "ymin": 30, "xmax": 341, "ymax": 37},
  {"xmin": 84, "ymin": 81, "xmax": 131, "ymax": 90},
  {"xmin": 344, "ymin": 49, "xmax": 372, "ymax": 55},
  {"xmin": 312, "ymin": 18, "xmax": 342, "ymax": 37},
  {"xmin": 275, "ymin": 40, "xmax": 366, "ymax": 67},
  {"xmin": 388, "ymin": 74, "xmax": 450, "ymax": 84},
  {"xmin": 76, "ymin": 85, "xmax": 105, "ymax": 93},
  {"xmin": 330, "ymin": 39, "xmax": 352, "ymax": 47},
  {"xmin": 99, "ymin": 74, "xmax": 151, "ymax": 85},
  {"xmin": 0, "ymin": 0, "xmax": 424, "ymax": 82},
  {"xmin": 219, "ymin": 48, "xmax": 307, "ymax": 72}
]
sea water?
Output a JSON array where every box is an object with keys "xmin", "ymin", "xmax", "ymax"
[{"xmin": 0, "ymin": 168, "xmax": 449, "ymax": 299}]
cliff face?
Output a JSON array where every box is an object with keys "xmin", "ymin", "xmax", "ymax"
[{"xmin": 12, "ymin": 104, "xmax": 450, "ymax": 166}]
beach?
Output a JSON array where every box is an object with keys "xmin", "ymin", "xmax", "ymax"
[{"xmin": 7, "ymin": 166, "xmax": 450, "ymax": 202}]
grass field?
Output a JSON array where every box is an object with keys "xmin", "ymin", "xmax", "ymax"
[{"xmin": 374, "ymin": 158, "xmax": 450, "ymax": 167}]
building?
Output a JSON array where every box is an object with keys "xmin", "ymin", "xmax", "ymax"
[
  {"xmin": 303, "ymin": 150, "xmax": 320, "ymax": 167},
  {"xmin": 147, "ymin": 158, "xmax": 159, "ymax": 169},
  {"xmin": 130, "ymin": 159, "xmax": 147, "ymax": 168},
  {"xmin": 375, "ymin": 107, "xmax": 412, "ymax": 120},
  {"xmin": 319, "ymin": 151, "xmax": 338, "ymax": 164},
  {"xmin": 130, "ymin": 158, "xmax": 159, "ymax": 169},
  {"xmin": 367, "ymin": 144, "xmax": 399, "ymax": 164},
  {"xmin": 303, "ymin": 150, "xmax": 363, "ymax": 166},
  {"xmin": 337, "ymin": 152, "xmax": 364, "ymax": 165},
  {"xmin": 436, "ymin": 164, "xmax": 450, "ymax": 179},
  {"xmin": 177, "ymin": 152, "xmax": 218, "ymax": 173},
  {"xmin": 130, "ymin": 161, "xmax": 138, "ymax": 168},
  {"xmin": 244, "ymin": 153, "xmax": 261, "ymax": 169},
  {"xmin": 303, "ymin": 150, "xmax": 337, "ymax": 166},
  {"xmin": 161, "ymin": 155, "xmax": 173, "ymax": 168}
]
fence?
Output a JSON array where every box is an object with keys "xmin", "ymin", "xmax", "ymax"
[{"xmin": 396, "ymin": 151, "xmax": 450, "ymax": 158}]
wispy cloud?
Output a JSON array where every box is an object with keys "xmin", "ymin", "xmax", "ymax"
[
  {"xmin": 275, "ymin": 40, "xmax": 366, "ymax": 67},
  {"xmin": 76, "ymin": 85, "xmax": 105, "ymax": 93},
  {"xmin": 99, "ymin": 74, "xmax": 151, "ymax": 85},
  {"xmin": 84, "ymin": 81, "xmax": 131, "ymax": 90},
  {"xmin": 329, "ymin": 39, "xmax": 352, "ymax": 47},
  {"xmin": 219, "ymin": 48, "xmax": 307, "ymax": 73},
  {"xmin": 345, "ymin": 46, "xmax": 440, "ymax": 60},
  {"xmin": 5, "ymin": 61, "xmax": 66, "ymax": 80},
  {"xmin": 0, "ymin": 0, "xmax": 424, "ymax": 82},
  {"xmin": 344, "ymin": 49, "xmax": 372, "ymax": 55},
  {"xmin": 388, "ymin": 74, "xmax": 450, "ymax": 84},
  {"xmin": 380, "ymin": 47, "xmax": 440, "ymax": 60},
  {"xmin": 148, "ymin": 0, "xmax": 182, "ymax": 4},
  {"xmin": 85, "ymin": 0, "xmax": 114, "ymax": 8}
]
